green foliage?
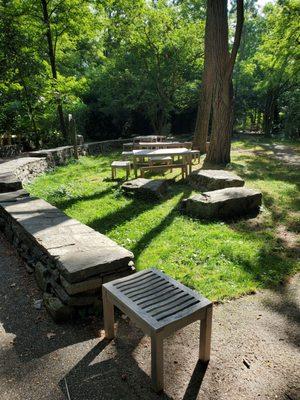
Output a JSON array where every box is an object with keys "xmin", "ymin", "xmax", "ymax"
[
  {"xmin": 0, "ymin": 0, "xmax": 299, "ymax": 145},
  {"xmin": 93, "ymin": 1, "xmax": 204, "ymax": 133},
  {"xmin": 234, "ymin": 0, "xmax": 300, "ymax": 136}
]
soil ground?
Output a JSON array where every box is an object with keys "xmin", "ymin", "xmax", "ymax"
[{"xmin": 0, "ymin": 232, "xmax": 299, "ymax": 400}]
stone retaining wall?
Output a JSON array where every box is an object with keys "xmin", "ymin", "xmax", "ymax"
[
  {"xmin": 0, "ymin": 157, "xmax": 49, "ymax": 193},
  {"xmin": 28, "ymin": 138, "xmax": 131, "ymax": 166},
  {"xmin": 0, "ymin": 192, "xmax": 134, "ymax": 321},
  {"xmin": 0, "ymin": 144, "xmax": 21, "ymax": 158},
  {"xmin": 0, "ymin": 137, "xmax": 136, "ymax": 321}
]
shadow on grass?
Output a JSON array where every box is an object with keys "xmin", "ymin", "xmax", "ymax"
[
  {"xmin": 54, "ymin": 186, "xmax": 118, "ymax": 210},
  {"xmin": 231, "ymin": 151, "xmax": 300, "ymax": 188},
  {"xmin": 88, "ymin": 182, "xmax": 192, "ymax": 237}
]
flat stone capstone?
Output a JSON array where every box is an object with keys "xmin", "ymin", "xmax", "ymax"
[
  {"xmin": 0, "ymin": 197, "xmax": 133, "ymax": 282},
  {"xmin": 0, "ymin": 195, "xmax": 134, "ymax": 319},
  {"xmin": 182, "ymin": 187, "xmax": 262, "ymax": 220},
  {"xmin": 188, "ymin": 169, "xmax": 245, "ymax": 191},
  {"xmin": 122, "ymin": 178, "xmax": 168, "ymax": 199}
]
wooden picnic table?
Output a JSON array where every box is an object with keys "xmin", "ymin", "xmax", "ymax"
[
  {"xmin": 123, "ymin": 148, "xmax": 193, "ymax": 178},
  {"xmin": 136, "ymin": 141, "xmax": 192, "ymax": 149},
  {"xmin": 133, "ymin": 135, "xmax": 167, "ymax": 143}
]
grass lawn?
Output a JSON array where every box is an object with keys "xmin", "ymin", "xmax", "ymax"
[{"xmin": 27, "ymin": 137, "xmax": 300, "ymax": 301}]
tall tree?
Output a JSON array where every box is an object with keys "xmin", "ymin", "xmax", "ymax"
[
  {"xmin": 193, "ymin": 0, "xmax": 215, "ymax": 153},
  {"xmin": 40, "ymin": 0, "xmax": 67, "ymax": 140},
  {"xmin": 193, "ymin": 0, "xmax": 244, "ymax": 165}
]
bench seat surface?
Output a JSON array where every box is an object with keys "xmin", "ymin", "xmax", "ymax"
[{"xmin": 103, "ymin": 269, "xmax": 211, "ymax": 332}]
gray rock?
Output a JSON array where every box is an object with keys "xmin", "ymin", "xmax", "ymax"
[
  {"xmin": 0, "ymin": 189, "xmax": 29, "ymax": 202},
  {"xmin": 188, "ymin": 169, "xmax": 244, "ymax": 191},
  {"xmin": 60, "ymin": 274, "xmax": 102, "ymax": 295},
  {"xmin": 122, "ymin": 178, "xmax": 168, "ymax": 199},
  {"xmin": 0, "ymin": 173, "xmax": 22, "ymax": 193},
  {"xmin": 0, "ymin": 157, "xmax": 48, "ymax": 188},
  {"xmin": 34, "ymin": 262, "xmax": 51, "ymax": 291},
  {"xmin": 33, "ymin": 299, "xmax": 43, "ymax": 310},
  {"xmin": 43, "ymin": 293, "xmax": 74, "ymax": 323},
  {"xmin": 182, "ymin": 187, "xmax": 262, "ymax": 220},
  {"xmin": 51, "ymin": 280, "xmax": 100, "ymax": 306}
]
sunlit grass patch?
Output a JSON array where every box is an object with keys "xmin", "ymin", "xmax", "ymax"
[{"xmin": 27, "ymin": 139, "xmax": 300, "ymax": 301}]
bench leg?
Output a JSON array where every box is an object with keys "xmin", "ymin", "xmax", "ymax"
[
  {"xmin": 111, "ymin": 168, "xmax": 115, "ymax": 180},
  {"xmin": 103, "ymin": 289, "xmax": 115, "ymax": 339},
  {"xmin": 151, "ymin": 334, "xmax": 164, "ymax": 392},
  {"xmin": 199, "ymin": 304, "xmax": 213, "ymax": 362}
]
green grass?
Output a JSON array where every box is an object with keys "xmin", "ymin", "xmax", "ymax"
[{"xmin": 27, "ymin": 139, "xmax": 300, "ymax": 301}]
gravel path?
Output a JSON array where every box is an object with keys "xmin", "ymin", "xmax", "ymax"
[{"xmin": 0, "ymin": 233, "xmax": 299, "ymax": 400}]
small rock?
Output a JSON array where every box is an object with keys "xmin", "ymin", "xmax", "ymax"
[
  {"xmin": 25, "ymin": 264, "xmax": 34, "ymax": 274},
  {"xmin": 34, "ymin": 299, "xmax": 43, "ymax": 310},
  {"xmin": 46, "ymin": 332, "xmax": 56, "ymax": 340},
  {"xmin": 243, "ymin": 358, "xmax": 251, "ymax": 369}
]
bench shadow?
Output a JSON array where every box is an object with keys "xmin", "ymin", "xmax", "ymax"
[
  {"xmin": 59, "ymin": 322, "xmax": 208, "ymax": 400},
  {"xmin": 182, "ymin": 361, "xmax": 208, "ymax": 400}
]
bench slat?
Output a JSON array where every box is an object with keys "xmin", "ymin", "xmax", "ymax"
[
  {"xmin": 155, "ymin": 298, "xmax": 200, "ymax": 321},
  {"xmin": 115, "ymin": 272, "xmax": 157, "ymax": 290},
  {"xmin": 145, "ymin": 292, "xmax": 190, "ymax": 313},
  {"xmin": 115, "ymin": 270, "xmax": 152, "ymax": 289},
  {"xmin": 129, "ymin": 281, "xmax": 172, "ymax": 301},
  {"xmin": 122, "ymin": 276, "xmax": 163, "ymax": 295},
  {"xmin": 139, "ymin": 287, "xmax": 182, "ymax": 308}
]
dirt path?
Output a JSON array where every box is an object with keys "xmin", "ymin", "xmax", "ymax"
[
  {"xmin": 0, "ymin": 233, "xmax": 299, "ymax": 400},
  {"xmin": 233, "ymin": 142, "xmax": 300, "ymax": 166}
]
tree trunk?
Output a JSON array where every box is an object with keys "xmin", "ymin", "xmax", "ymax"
[
  {"xmin": 193, "ymin": 2, "xmax": 215, "ymax": 153},
  {"xmin": 40, "ymin": 0, "xmax": 68, "ymax": 141},
  {"xmin": 263, "ymin": 89, "xmax": 278, "ymax": 135},
  {"xmin": 203, "ymin": 0, "xmax": 244, "ymax": 166},
  {"xmin": 19, "ymin": 75, "xmax": 40, "ymax": 147}
]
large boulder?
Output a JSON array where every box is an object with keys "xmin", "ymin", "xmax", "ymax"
[
  {"xmin": 188, "ymin": 169, "xmax": 244, "ymax": 191},
  {"xmin": 182, "ymin": 187, "xmax": 262, "ymax": 220},
  {"xmin": 122, "ymin": 178, "xmax": 168, "ymax": 199}
]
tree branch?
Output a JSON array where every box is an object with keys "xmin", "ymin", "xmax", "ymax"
[{"xmin": 228, "ymin": 0, "xmax": 244, "ymax": 76}]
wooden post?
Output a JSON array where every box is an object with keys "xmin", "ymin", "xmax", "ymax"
[
  {"xmin": 103, "ymin": 289, "xmax": 115, "ymax": 339},
  {"xmin": 151, "ymin": 333, "xmax": 164, "ymax": 392},
  {"xmin": 199, "ymin": 304, "xmax": 213, "ymax": 362},
  {"xmin": 68, "ymin": 114, "xmax": 79, "ymax": 160}
]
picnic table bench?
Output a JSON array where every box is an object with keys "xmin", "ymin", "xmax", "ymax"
[
  {"xmin": 122, "ymin": 148, "xmax": 194, "ymax": 178},
  {"xmin": 103, "ymin": 269, "xmax": 212, "ymax": 392}
]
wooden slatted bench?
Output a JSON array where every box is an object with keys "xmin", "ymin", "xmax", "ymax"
[
  {"xmin": 102, "ymin": 269, "xmax": 212, "ymax": 392},
  {"xmin": 140, "ymin": 163, "xmax": 187, "ymax": 180}
]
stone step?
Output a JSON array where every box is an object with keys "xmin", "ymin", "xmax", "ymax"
[
  {"xmin": 188, "ymin": 169, "xmax": 245, "ymax": 191},
  {"xmin": 182, "ymin": 187, "xmax": 262, "ymax": 220}
]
